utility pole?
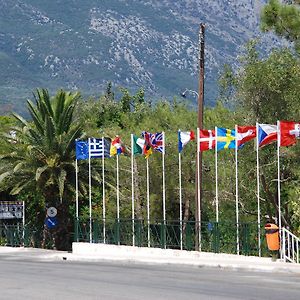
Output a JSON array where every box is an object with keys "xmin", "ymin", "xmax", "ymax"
[{"xmin": 195, "ymin": 23, "xmax": 205, "ymax": 251}]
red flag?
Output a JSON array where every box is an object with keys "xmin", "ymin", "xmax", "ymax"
[
  {"xmin": 110, "ymin": 136, "xmax": 125, "ymax": 156},
  {"xmin": 280, "ymin": 121, "xmax": 300, "ymax": 147},
  {"xmin": 237, "ymin": 126, "xmax": 256, "ymax": 147},
  {"xmin": 199, "ymin": 129, "xmax": 215, "ymax": 151}
]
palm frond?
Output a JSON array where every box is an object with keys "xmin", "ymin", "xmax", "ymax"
[
  {"xmin": 12, "ymin": 113, "xmax": 28, "ymax": 127},
  {"xmin": 0, "ymin": 171, "xmax": 11, "ymax": 184},
  {"xmin": 58, "ymin": 168, "xmax": 67, "ymax": 203},
  {"xmin": 36, "ymin": 165, "xmax": 49, "ymax": 181},
  {"xmin": 10, "ymin": 181, "xmax": 30, "ymax": 195},
  {"xmin": 13, "ymin": 162, "xmax": 25, "ymax": 173}
]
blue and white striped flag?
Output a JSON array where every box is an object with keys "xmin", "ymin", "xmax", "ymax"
[{"xmin": 89, "ymin": 138, "xmax": 111, "ymax": 158}]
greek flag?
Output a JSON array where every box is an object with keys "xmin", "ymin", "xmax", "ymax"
[{"xmin": 89, "ymin": 138, "xmax": 111, "ymax": 158}]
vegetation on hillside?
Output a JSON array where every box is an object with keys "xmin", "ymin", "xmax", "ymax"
[{"xmin": 0, "ymin": 0, "xmax": 300, "ymax": 250}]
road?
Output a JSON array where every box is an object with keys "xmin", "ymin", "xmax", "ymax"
[{"xmin": 0, "ymin": 253, "xmax": 299, "ymax": 300}]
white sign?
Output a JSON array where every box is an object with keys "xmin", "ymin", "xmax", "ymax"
[
  {"xmin": 47, "ymin": 207, "xmax": 57, "ymax": 218},
  {"xmin": 0, "ymin": 201, "xmax": 23, "ymax": 219}
]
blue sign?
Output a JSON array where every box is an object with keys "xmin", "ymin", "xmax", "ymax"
[
  {"xmin": 207, "ymin": 222, "xmax": 214, "ymax": 231},
  {"xmin": 45, "ymin": 217, "xmax": 58, "ymax": 229}
]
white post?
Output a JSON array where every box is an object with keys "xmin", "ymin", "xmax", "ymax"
[
  {"xmin": 178, "ymin": 131, "xmax": 183, "ymax": 250},
  {"xmin": 146, "ymin": 158, "xmax": 150, "ymax": 247},
  {"xmin": 282, "ymin": 228, "xmax": 286, "ymax": 262},
  {"xmin": 116, "ymin": 155, "xmax": 120, "ymax": 221},
  {"xmin": 215, "ymin": 126, "xmax": 219, "ymax": 223},
  {"xmin": 131, "ymin": 134, "xmax": 135, "ymax": 246},
  {"xmin": 22, "ymin": 200, "xmax": 25, "ymax": 246},
  {"xmin": 116, "ymin": 154, "xmax": 120, "ymax": 245},
  {"xmin": 162, "ymin": 131, "xmax": 166, "ymax": 249},
  {"xmin": 75, "ymin": 157, "xmax": 79, "ymax": 242},
  {"xmin": 88, "ymin": 138, "xmax": 92, "ymax": 243},
  {"xmin": 197, "ymin": 127, "xmax": 201, "ymax": 251},
  {"xmin": 256, "ymin": 123, "xmax": 261, "ymax": 257},
  {"xmin": 277, "ymin": 121, "xmax": 282, "ymax": 259},
  {"xmin": 102, "ymin": 137, "xmax": 106, "ymax": 244},
  {"xmin": 235, "ymin": 125, "xmax": 239, "ymax": 255}
]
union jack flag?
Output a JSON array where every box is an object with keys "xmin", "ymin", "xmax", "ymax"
[{"xmin": 142, "ymin": 131, "xmax": 165, "ymax": 154}]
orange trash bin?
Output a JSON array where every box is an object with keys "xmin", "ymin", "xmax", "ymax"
[{"xmin": 265, "ymin": 223, "xmax": 280, "ymax": 251}]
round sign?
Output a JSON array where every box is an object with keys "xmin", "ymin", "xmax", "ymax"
[
  {"xmin": 45, "ymin": 217, "xmax": 58, "ymax": 229},
  {"xmin": 47, "ymin": 207, "xmax": 57, "ymax": 218}
]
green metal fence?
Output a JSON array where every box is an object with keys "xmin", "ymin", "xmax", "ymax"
[
  {"xmin": 0, "ymin": 224, "xmax": 49, "ymax": 248},
  {"xmin": 0, "ymin": 219, "xmax": 268, "ymax": 256},
  {"xmin": 74, "ymin": 218, "xmax": 268, "ymax": 256}
]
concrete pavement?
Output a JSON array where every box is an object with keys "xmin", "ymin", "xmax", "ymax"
[
  {"xmin": 71, "ymin": 243, "xmax": 300, "ymax": 274},
  {"xmin": 1, "ymin": 244, "xmax": 300, "ymax": 274}
]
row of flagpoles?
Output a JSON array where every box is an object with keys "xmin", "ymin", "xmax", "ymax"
[{"xmin": 75, "ymin": 121, "xmax": 300, "ymax": 254}]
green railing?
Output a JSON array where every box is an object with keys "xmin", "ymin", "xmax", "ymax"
[
  {"xmin": 0, "ymin": 219, "xmax": 268, "ymax": 256},
  {"xmin": 0, "ymin": 224, "xmax": 48, "ymax": 248},
  {"xmin": 74, "ymin": 218, "xmax": 268, "ymax": 256}
]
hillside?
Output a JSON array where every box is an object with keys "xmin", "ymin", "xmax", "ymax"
[{"xmin": 0, "ymin": 0, "xmax": 279, "ymax": 115}]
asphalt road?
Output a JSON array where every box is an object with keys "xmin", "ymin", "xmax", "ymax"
[{"xmin": 0, "ymin": 253, "xmax": 299, "ymax": 300}]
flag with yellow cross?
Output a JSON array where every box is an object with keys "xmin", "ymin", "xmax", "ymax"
[{"xmin": 216, "ymin": 127, "xmax": 236, "ymax": 151}]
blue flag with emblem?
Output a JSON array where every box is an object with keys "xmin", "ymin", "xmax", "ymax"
[
  {"xmin": 216, "ymin": 127, "xmax": 236, "ymax": 151},
  {"xmin": 75, "ymin": 140, "xmax": 88, "ymax": 160}
]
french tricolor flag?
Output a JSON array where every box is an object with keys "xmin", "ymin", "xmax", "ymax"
[
  {"xmin": 178, "ymin": 130, "xmax": 195, "ymax": 153},
  {"xmin": 258, "ymin": 124, "xmax": 278, "ymax": 147}
]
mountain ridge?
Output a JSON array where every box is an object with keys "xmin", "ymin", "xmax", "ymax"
[{"xmin": 0, "ymin": 0, "xmax": 280, "ymax": 115}]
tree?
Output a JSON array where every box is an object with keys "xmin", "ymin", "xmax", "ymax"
[
  {"xmin": 0, "ymin": 89, "xmax": 85, "ymax": 250},
  {"xmin": 261, "ymin": 0, "xmax": 300, "ymax": 51},
  {"xmin": 219, "ymin": 41, "xmax": 300, "ymax": 233},
  {"xmin": 105, "ymin": 81, "xmax": 115, "ymax": 101}
]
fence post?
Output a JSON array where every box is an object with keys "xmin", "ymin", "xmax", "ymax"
[
  {"xmin": 185, "ymin": 222, "xmax": 193, "ymax": 251},
  {"xmin": 136, "ymin": 219, "xmax": 142, "ymax": 247},
  {"xmin": 242, "ymin": 223, "xmax": 250, "ymax": 255},
  {"xmin": 160, "ymin": 222, "xmax": 166, "ymax": 249},
  {"xmin": 96, "ymin": 219, "xmax": 103, "ymax": 243},
  {"xmin": 74, "ymin": 217, "xmax": 79, "ymax": 242},
  {"xmin": 116, "ymin": 219, "xmax": 120, "ymax": 245}
]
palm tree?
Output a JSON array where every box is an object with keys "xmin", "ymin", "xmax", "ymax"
[{"xmin": 0, "ymin": 89, "xmax": 89, "ymax": 250}]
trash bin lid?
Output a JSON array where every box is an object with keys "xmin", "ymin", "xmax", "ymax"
[{"xmin": 264, "ymin": 223, "xmax": 279, "ymax": 230}]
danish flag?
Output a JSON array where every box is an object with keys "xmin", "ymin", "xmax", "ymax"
[{"xmin": 199, "ymin": 129, "xmax": 215, "ymax": 151}]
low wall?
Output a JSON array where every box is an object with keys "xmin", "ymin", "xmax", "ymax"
[
  {"xmin": 72, "ymin": 242, "xmax": 202, "ymax": 260},
  {"xmin": 72, "ymin": 242, "xmax": 269, "ymax": 263}
]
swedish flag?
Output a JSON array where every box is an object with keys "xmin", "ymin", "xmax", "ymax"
[{"xmin": 216, "ymin": 127, "xmax": 236, "ymax": 151}]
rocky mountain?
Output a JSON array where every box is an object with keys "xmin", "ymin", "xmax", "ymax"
[{"xmin": 0, "ymin": 0, "xmax": 279, "ymax": 115}]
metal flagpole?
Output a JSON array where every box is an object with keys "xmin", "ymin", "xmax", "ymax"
[
  {"xmin": 131, "ymin": 134, "xmax": 135, "ymax": 246},
  {"xmin": 197, "ymin": 128, "xmax": 201, "ymax": 250},
  {"xmin": 256, "ymin": 122, "xmax": 261, "ymax": 257},
  {"xmin": 102, "ymin": 137, "xmax": 106, "ymax": 244},
  {"xmin": 215, "ymin": 126, "xmax": 219, "ymax": 223},
  {"xmin": 146, "ymin": 157, "xmax": 150, "ymax": 247},
  {"xmin": 75, "ymin": 156, "xmax": 79, "ymax": 242},
  {"xmin": 116, "ymin": 154, "xmax": 120, "ymax": 245},
  {"xmin": 178, "ymin": 130, "xmax": 183, "ymax": 250},
  {"xmin": 162, "ymin": 131, "xmax": 166, "ymax": 249},
  {"xmin": 277, "ymin": 121, "xmax": 282, "ymax": 259},
  {"xmin": 235, "ymin": 125, "xmax": 239, "ymax": 255},
  {"xmin": 88, "ymin": 138, "xmax": 92, "ymax": 243}
]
